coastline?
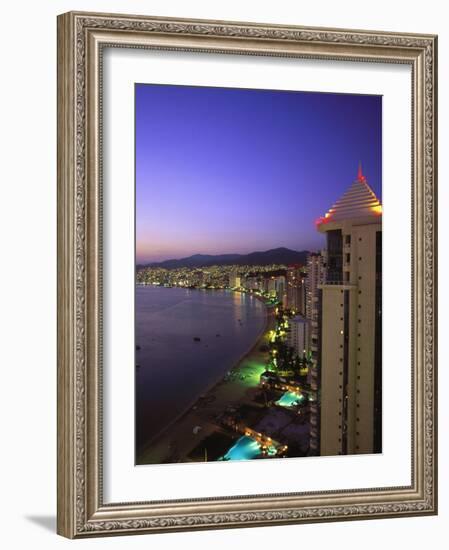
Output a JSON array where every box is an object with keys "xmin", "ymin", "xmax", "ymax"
[{"xmin": 136, "ymin": 291, "xmax": 275, "ymax": 465}]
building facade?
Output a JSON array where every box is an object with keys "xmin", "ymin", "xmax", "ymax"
[
  {"xmin": 305, "ymin": 251, "xmax": 326, "ymax": 454},
  {"xmin": 287, "ymin": 315, "xmax": 310, "ymax": 358},
  {"xmin": 286, "ymin": 266, "xmax": 307, "ymax": 314},
  {"xmin": 229, "ymin": 270, "xmax": 242, "ymax": 289},
  {"xmin": 306, "ymin": 252, "xmax": 326, "ymax": 322},
  {"xmin": 315, "ymin": 166, "xmax": 382, "ymax": 456},
  {"xmin": 244, "ymin": 276, "xmax": 263, "ymax": 291},
  {"xmin": 265, "ymin": 275, "xmax": 286, "ymax": 303}
]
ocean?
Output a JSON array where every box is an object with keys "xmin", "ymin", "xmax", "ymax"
[{"xmin": 135, "ymin": 285, "xmax": 266, "ymax": 450}]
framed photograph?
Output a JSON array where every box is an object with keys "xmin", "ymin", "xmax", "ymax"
[{"xmin": 57, "ymin": 11, "xmax": 438, "ymax": 538}]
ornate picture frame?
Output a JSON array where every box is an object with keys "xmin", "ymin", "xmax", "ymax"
[{"xmin": 57, "ymin": 11, "xmax": 437, "ymax": 538}]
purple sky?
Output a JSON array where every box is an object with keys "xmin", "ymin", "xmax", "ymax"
[{"xmin": 136, "ymin": 84, "xmax": 382, "ymax": 264}]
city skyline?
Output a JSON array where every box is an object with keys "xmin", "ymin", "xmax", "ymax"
[
  {"xmin": 136, "ymin": 84, "xmax": 382, "ymax": 264},
  {"xmin": 136, "ymin": 172, "xmax": 383, "ymax": 462}
]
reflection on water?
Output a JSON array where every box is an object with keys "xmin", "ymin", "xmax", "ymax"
[{"xmin": 135, "ymin": 286, "xmax": 266, "ymax": 450}]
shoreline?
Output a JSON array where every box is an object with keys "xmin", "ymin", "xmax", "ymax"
[{"xmin": 137, "ymin": 291, "xmax": 275, "ymax": 464}]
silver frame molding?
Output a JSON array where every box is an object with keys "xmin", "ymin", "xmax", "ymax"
[{"xmin": 57, "ymin": 11, "xmax": 438, "ymax": 538}]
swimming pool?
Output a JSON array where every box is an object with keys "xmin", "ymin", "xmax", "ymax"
[
  {"xmin": 220, "ymin": 436, "xmax": 262, "ymax": 461},
  {"xmin": 276, "ymin": 391, "xmax": 304, "ymax": 408}
]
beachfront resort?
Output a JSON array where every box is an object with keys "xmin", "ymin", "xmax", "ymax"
[{"xmin": 136, "ymin": 282, "xmax": 313, "ymax": 463}]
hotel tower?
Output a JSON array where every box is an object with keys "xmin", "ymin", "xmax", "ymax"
[{"xmin": 315, "ymin": 165, "xmax": 382, "ymax": 456}]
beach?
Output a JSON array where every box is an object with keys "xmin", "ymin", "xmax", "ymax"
[{"xmin": 136, "ymin": 295, "xmax": 275, "ymax": 465}]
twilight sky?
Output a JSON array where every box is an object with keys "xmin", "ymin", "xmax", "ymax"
[{"xmin": 136, "ymin": 84, "xmax": 382, "ymax": 264}]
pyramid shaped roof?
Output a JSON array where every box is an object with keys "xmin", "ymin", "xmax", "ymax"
[{"xmin": 316, "ymin": 165, "xmax": 382, "ymax": 229}]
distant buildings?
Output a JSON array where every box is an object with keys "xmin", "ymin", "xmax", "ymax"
[
  {"xmin": 286, "ymin": 266, "xmax": 307, "ymax": 314},
  {"xmin": 245, "ymin": 275, "xmax": 263, "ymax": 291},
  {"xmin": 229, "ymin": 270, "xmax": 242, "ymax": 289},
  {"xmin": 306, "ymin": 252, "xmax": 326, "ymax": 321},
  {"xmin": 314, "ymin": 165, "xmax": 382, "ymax": 456},
  {"xmin": 265, "ymin": 275, "xmax": 286, "ymax": 303},
  {"xmin": 136, "ymin": 263, "xmax": 292, "ymax": 296},
  {"xmin": 287, "ymin": 315, "xmax": 309, "ymax": 358},
  {"xmin": 304, "ymin": 252, "xmax": 326, "ymax": 453}
]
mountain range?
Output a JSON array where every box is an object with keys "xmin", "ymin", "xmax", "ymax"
[{"xmin": 139, "ymin": 247, "xmax": 309, "ymax": 269}]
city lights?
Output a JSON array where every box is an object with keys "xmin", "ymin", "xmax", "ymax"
[{"xmin": 136, "ymin": 165, "xmax": 382, "ymax": 464}]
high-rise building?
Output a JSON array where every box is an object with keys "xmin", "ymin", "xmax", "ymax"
[
  {"xmin": 305, "ymin": 251, "xmax": 326, "ymax": 454},
  {"xmin": 306, "ymin": 252, "xmax": 326, "ymax": 322},
  {"xmin": 229, "ymin": 271, "xmax": 242, "ymax": 289},
  {"xmin": 315, "ymin": 165, "xmax": 382, "ymax": 456},
  {"xmin": 265, "ymin": 275, "xmax": 286, "ymax": 302},
  {"xmin": 245, "ymin": 276, "xmax": 262, "ymax": 291},
  {"xmin": 286, "ymin": 266, "xmax": 307, "ymax": 314},
  {"xmin": 275, "ymin": 276, "xmax": 286, "ymax": 304},
  {"xmin": 287, "ymin": 315, "xmax": 309, "ymax": 358}
]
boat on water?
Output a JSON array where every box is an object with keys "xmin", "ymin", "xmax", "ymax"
[{"xmin": 193, "ymin": 336, "xmax": 201, "ymax": 342}]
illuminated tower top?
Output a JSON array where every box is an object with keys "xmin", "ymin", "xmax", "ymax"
[{"xmin": 315, "ymin": 164, "xmax": 382, "ymax": 232}]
